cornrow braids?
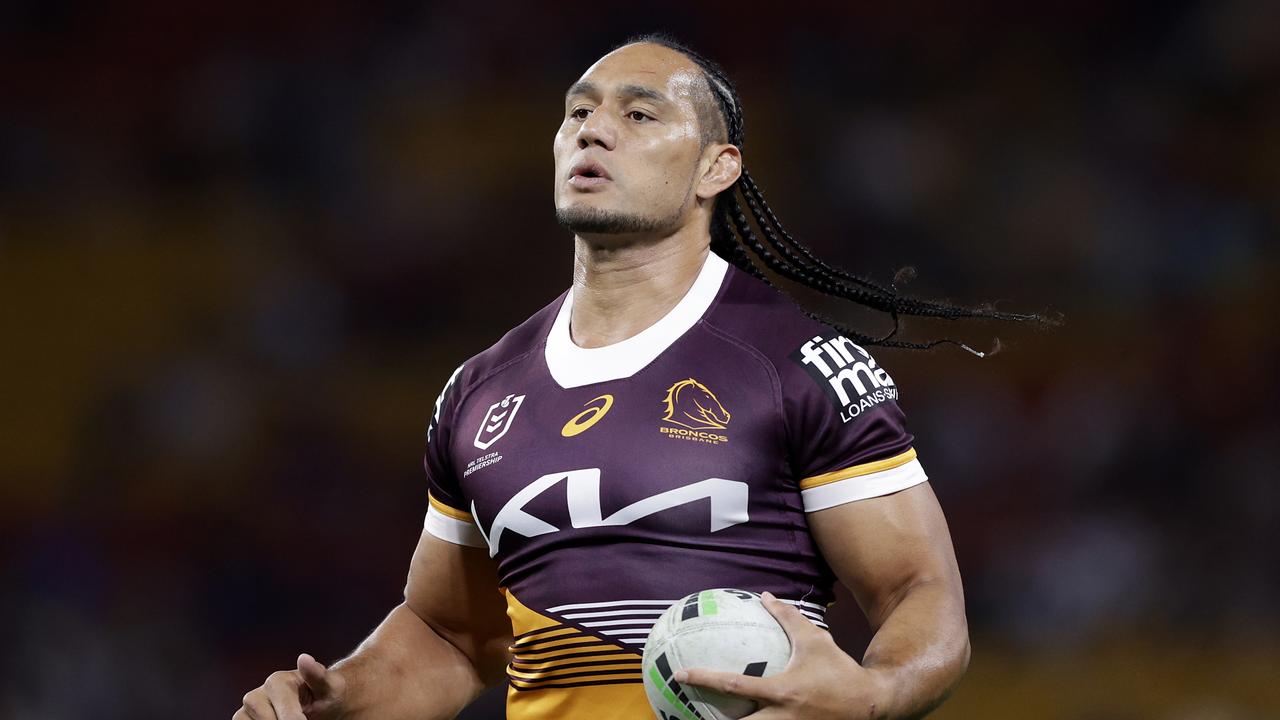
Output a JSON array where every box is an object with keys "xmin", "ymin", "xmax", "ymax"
[{"xmin": 618, "ymin": 32, "xmax": 1059, "ymax": 355}]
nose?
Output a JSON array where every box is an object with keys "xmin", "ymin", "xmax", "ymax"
[{"xmin": 576, "ymin": 108, "xmax": 617, "ymax": 151}]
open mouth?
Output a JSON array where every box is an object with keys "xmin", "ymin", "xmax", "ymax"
[
  {"xmin": 569, "ymin": 161, "xmax": 612, "ymax": 188},
  {"xmin": 569, "ymin": 178, "xmax": 610, "ymax": 189}
]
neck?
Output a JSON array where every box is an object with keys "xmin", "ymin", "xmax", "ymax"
[{"xmin": 568, "ymin": 225, "xmax": 711, "ymax": 349}]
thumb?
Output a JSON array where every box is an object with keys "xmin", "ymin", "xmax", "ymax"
[
  {"xmin": 297, "ymin": 653, "xmax": 336, "ymax": 698},
  {"xmin": 760, "ymin": 592, "xmax": 824, "ymax": 651}
]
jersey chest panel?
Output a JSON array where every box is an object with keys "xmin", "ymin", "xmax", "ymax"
[{"xmin": 449, "ymin": 334, "xmax": 801, "ymax": 583}]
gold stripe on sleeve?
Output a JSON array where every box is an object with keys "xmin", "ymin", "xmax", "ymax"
[
  {"xmin": 798, "ymin": 447, "xmax": 917, "ymax": 491},
  {"xmin": 428, "ymin": 493, "xmax": 473, "ymax": 522}
]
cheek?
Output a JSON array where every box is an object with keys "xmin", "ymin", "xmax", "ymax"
[
  {"xmin": 648, "ymin": 126, "xmax": 701, "ymax": 184},
  {"xmin": 552, "ymin": 126, "xmax": 580, "ymax": 165},
  {"xmin": 644, "ymin": 145, "xmax": 698, "ymax": 198}
]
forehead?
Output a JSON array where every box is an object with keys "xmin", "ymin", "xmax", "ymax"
[{"xmin": 572, "ymin": 43, "xmax": 704, "ymax": 102}]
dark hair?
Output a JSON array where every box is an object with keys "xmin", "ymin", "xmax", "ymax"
[{"xmin": 616, "ymin": 33, "xmax": 1059, "ymax": 355}]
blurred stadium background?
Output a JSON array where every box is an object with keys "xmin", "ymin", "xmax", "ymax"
[{"xmin": 1, "ymin": 1, "xmax": 1277, "ymax": 718}]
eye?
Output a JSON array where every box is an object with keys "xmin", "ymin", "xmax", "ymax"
[
  {"xmin": 570, "ymin": 107, "xmax": 592, "ymax": 121},
  {"xmin": 628, "ymin": 110, "xmax": 652, "ymax": 123}
]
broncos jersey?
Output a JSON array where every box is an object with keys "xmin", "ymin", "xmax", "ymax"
[{"xmin": 422, "ymin": 250, "xmax": 927, "ymax": 720}]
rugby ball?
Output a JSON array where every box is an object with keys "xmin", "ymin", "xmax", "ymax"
[{"xmin": 642, "ymin": 589, "xmax": 792, "ymax": 720}]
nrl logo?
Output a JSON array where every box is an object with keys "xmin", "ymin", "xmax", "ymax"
[
  {"xmin": 474, "ymin": 393, "xmax": 526, "ymax": 450},
  {"xmin": 662, "ymin": 378, "xmax": 730, "ymax": 431}
]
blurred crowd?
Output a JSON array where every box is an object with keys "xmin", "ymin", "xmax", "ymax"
[{"xmin": 1, "ymin": 1, "xmax": 1276, "ymax": 718}]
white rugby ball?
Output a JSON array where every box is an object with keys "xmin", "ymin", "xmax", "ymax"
[{"xmin": 642, "ymin": 589, "xmax": 792, "ymax": 720}]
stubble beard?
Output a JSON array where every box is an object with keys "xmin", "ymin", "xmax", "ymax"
[
  {"xmin": 555, "ymin": 167, "xmax": 700, "ymax": 240},
  {"xmin": 554, "ymin": 204, "xmax": 684, "ymax": 237}
]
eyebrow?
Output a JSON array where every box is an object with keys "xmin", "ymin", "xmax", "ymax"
[{"xmin": 565, "ymin": 80, "xmax": 672, "ymax": 106}]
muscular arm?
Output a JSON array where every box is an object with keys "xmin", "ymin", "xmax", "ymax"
[
  {"xmin": 808, "ymin": 481, "xmax": 970, "ymax": 719},
  {"xmin": 323, "ymin": 532, "xmax": 512, "ymax": 720}
]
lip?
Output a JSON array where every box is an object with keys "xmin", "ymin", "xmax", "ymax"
[
  {"xmin": 568, "ymin": 160, "xmax": 613, "ymax": 188},
  {"xmin": 567, "ymin": 174, "xmax": 612, "ymax": 189}
]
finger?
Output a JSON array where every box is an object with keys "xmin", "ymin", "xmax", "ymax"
[
  {"xmin": 761, "ymin": 591, "xmax": 823, "ymax": 648},
  {"xmin": 262, "ymin": 671, "xmax": 307, "ymax": 720},
  {"xmin": 232, "ymin": 710, "xmax": 251, "ymax": 720},
  {"xmin": 674, "ymin": 667, "xmax": 780, "ymax": 703},
  {"xmin": 739, "ymin": 702, "xmax": 795, "ymax": 720},
  {"xmin": 297, "ymin": 653, "xmax": 333, "ymax": 698},
  {"xmin": 740, "ymin": 705, "xmax": 793, "ymax": 720},
  {"xmin": 241, "ymin": 689, "xmax": 278, "ymax": 720}
]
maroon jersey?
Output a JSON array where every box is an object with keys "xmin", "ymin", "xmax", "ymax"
[{"xmin": 422, "ymin": 251, "xmax": 926, "ymax": 719}]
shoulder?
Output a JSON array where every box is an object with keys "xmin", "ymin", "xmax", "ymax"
[
  {"xmin": 704, "ymin": 259, "xmax": 902, "ymax": 414},
  {"xmin": 705, "ymin": 263, "xmax": 917, "ymax": 496},
  {"xmin": 704, "ymin": 260, "xmax": 883, "ymax": 375},
  {"xmin": 434, "ymin": 289, "xmax": 566, "ymax": 413}
]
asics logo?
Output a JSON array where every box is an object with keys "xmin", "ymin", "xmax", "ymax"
[{"xmin": 561, "ymin": 394, "xmax": 613, "ymax": 437}]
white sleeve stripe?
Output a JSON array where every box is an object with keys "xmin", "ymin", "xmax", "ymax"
[
  {"xmin": 801, "ymin": 458, "xmax": 928, "ymax": 512},
  {"xmin": 424, "ymin": 505, "xmax": 487, "ymax": 547}
]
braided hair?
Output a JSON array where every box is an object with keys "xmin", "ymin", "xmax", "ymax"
[{"xmin": 618, "ymin": 33, "xmax": 1057, "ymax": 355}]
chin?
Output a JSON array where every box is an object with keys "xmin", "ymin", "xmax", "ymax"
[
  {"xmin": 560, "ymin": 198, "xmax": 617, "ymax": 217},
  {"xmin": 555, "ymin": 203, "xmax": 677, "ymax": 237},
  {"xmin": 557, "ymin": 195, "xmax": 623, "ymax": 220}
]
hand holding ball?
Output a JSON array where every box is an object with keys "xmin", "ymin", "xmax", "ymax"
[{"xmin": 642, "ymin": 589, "xmax": 793, "ymax": 720}]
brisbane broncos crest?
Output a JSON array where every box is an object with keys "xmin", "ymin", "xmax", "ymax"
[{"xmin": 660, "ymin": 378, "xmax": 731, "ymax": 445}]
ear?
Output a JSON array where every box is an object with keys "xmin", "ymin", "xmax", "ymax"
[{"xmin": 695, "ymin": 143, "xmax": 743, "ymax": 201}]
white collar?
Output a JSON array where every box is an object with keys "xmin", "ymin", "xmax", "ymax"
[{"xmin": 545, "ymin": 251, "xmax": 729, "ymax": 389}]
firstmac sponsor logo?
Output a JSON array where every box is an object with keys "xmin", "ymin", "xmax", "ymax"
[{"xmin": 790, "ymin": 334, "xmax": 897, "ymax": 422}]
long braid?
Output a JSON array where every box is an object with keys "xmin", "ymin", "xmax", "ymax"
[
  {"xmin": 684, "ymin": 51, "xmax": 916, "ymax": 347},
  {"xmin": 622, "ymin": 33, "xmax": 1059, "ymax": 354},
  {"xmin": 728, "ymin": 192, "xmax": 965, "ymax": 351},
  {"xmin": 739, "ymin": 171, "xmax": 897, "ymax": 297},
  {"xmin": 690, "ymin": 48, "xmax": 901, "ymax": 298},
  {"xmin": 690, "ymin": 43, "xmax": 1032, "ymax": 326}
]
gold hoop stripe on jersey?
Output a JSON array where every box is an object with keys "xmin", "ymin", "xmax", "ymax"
[
  {"xmin": 511, "ymin": 625, "xmax": 580, "ymax": 645},
  {"xmin": 502, "ymin": 589, "xmax": 646, "ymax": 694},
  {"xmin": 512, "ymin": 633, "xmax": 612, "ymax": 656},
  {"xmin": 511, "ymin": 653, "xmax": 641, "ymax": 673},
  {"xmin": 798, "ymin": 448, "xmax": 929, "ymax": 513},
  {"xmin": 510, "ymin": 663, "xmax": 642, "ymax": 683}
]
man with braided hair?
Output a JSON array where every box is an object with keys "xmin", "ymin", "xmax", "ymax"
[{"xmin": 234, "ymin": 34, "xmax": 1021, "ymax": 720}]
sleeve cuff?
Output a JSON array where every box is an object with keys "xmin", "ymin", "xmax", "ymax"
[
  {"xmin": 799, "ymin": 449, "xmax": 928, "ymax": 512},
  {"xmin": 424, "ymin": 495, "xmax": 487, "ymax": 548}
]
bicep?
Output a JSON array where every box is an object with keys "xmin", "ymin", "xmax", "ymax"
[
  {"xmin": 404, "ymin": 530, "xmax": 513, "ymax": 683},
  {"xmin": 807, "ymin": 481, "xmax": 963, "ymax": 631}
]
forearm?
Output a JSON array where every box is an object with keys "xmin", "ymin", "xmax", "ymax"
[
  {"xmin": 331, "ymin": 603, "xmax": 490, "ymax": 720},
  {"xmin": 860, "ymin": 579, "xmax": 970, "ymax": 719}
]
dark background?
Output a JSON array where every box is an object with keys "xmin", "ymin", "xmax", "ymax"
[{"xmin": 2, "ymin": 1, "xmax": 1277, "ymax": 718}]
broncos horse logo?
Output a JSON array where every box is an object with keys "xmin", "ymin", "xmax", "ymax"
[{"xmin": 662, "ymin": 378, "xmax": 731, "ymax": 430}]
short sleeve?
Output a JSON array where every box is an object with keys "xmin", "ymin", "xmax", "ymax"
[
  {"xmin": 782, "ymin": 332, "xmax": 928, "ymax": 512},
  {"xmin": 422, "ymin": 364, "xmax": 486, "ymax": 547}
]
